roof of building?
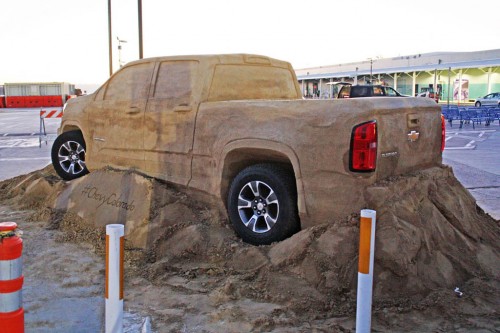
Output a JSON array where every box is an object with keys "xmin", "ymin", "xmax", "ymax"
[{"xmin": 296, "ymin": 49, "xmax": 500, "ymax": 80}]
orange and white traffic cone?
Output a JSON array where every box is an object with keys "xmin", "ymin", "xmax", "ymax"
[{"xmin": 0, "ymin": 222, "xmax": 24, "ymax": 333}]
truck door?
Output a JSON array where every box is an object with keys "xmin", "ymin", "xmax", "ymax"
[
  {"xmin": 143, "ymin": 60, "xmax": 200, "ymax": 185},
  {"xmin": 89, "ymin": 62, "xmax": 155, "ymax": 170}
]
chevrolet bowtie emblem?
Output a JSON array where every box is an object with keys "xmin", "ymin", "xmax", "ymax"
[{"xmin": 408, "ymin": 130, "xmax": 420, "ymax": 142}]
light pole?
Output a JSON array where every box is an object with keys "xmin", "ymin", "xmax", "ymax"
[
  {"xmin": 369, "ymin": 58, "xmax": 373, "ymax": 84},
  {"xmin": 117, "ymin": 37, "xmax": 127, "ymax": 68},
  {"xmin": 108, "ymin": 0, "xmax": 113, "ymax": 76},
  {"xmin": 108, "ymin": 1, "xmax": 143, "ymax": 74},
  {"xmin": 138, "ymin": 0, "xmax": 143, "ymax": 59}
]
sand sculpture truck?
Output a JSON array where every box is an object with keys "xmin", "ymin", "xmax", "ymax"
[{"xmin": 51, "ymin": 54, "xmax": 445, "ymax": 245}]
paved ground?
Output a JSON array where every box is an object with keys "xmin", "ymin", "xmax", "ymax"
[
  {"xmin": 443, "ymin": 122, "xmax": 500, "ymax": 220},
  {"xmin": 0, "ymin": 108, "xmax": 499, "ymax": 219},
  {"xmin": 0, "ymin": 108, "xmax": 59, "ymax": 181}
]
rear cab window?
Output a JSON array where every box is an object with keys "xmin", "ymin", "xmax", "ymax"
[
  {"xmin": 372, "ymin": 86, "xmax": 384, "ymax": 96},
  {"xmin": 207, "ymin": 65, "xmax": 299, "ymax": 101}
]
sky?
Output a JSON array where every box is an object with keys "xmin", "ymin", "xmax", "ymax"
[{"xmin": 1, "ymin": 0, "xmax": 499, "ymax": 91}]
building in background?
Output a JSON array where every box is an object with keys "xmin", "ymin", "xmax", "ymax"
[
  {"xmin": 0, "ymin": 82, "xmax": 76, "ymax": 108},
  {"xmin": 296, "ymin": 49, "xmax": 500, "ymax": 103}
]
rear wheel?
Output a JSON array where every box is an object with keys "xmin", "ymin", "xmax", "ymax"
[
  {"xmin": 51, "ymin": 130, "xmax": 89, "ymax": 180},
  {"xmin": 227, "ymin": 164, "xmax": 299, "ymax": 245}
]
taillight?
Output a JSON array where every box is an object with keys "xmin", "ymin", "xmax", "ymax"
[
  {"xmin": 441, "ymin": 114, "xmax": 446, "ymax": 152},
  {"xmin": 350, "ymin": 121, "xmax": 377, "ymax": 172}
]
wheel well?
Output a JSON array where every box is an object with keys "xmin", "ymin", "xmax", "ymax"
[
  {"xmin": 61, "ymin": 125, "xmax": 82, "ymax": 135},
  {"xmin": 220, "ymin": 148, "xmax": 296, "ymax": 209},
  {"xmin": 60, "ymin": 126, "xmax": 86, "ymax": 145}
]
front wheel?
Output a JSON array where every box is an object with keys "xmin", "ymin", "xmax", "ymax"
[
  {"xmin": 227, "ymin": 164, "xmax": 300, "ymax": 245},
  {"xmin": 475, "ymin": 101, "xmax": 481, "ymax": 107},
  {"xmin": 51, "ymin": 130, "xmax": 89, "ymax": 180}
]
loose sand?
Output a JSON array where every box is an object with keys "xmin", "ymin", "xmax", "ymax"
[{"xmin": 0, "ymin": 165, "xmax": 498, "ymax": 332}]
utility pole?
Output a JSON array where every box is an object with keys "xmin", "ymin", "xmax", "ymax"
[
  {"xmin": 447, "ymin": 67, "xmax": 451, "ymax": 110},
  {"xmin": 108, "ymin": 0, "xmax": 113, "ymax": 76},
  {"xmin": 367, "ymin": 58, "xmax": 374, "ymax": 85},
  {"xmin": 370, "ymin": 59, "xmax": 373, "ymax": 84},
  {"xmin": 138, "ymin": 0, "xmax": 143, "ymax": 59}
]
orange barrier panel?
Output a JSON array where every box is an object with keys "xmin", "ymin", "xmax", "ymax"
[
  {"xmin": 42, "ymin": 96, "xmax": 50, "ymax": 107},
  {"xmin": 24, "ymin": 97, "xmax": 35, "ymax": 108},
  {"xmin": 32, "ymin": 96, "xmax": 43, "ymax": 108},
  {"xmin": 6, "ymin": 97, "xmax": 25, "ymax": 108},
  {"xmin": 43, "ymin": 95, "xmax": 63, "ymax": 107},
  {"xmin": 52, "ymin": 96, "xmax": 63, "ymax": 107}
]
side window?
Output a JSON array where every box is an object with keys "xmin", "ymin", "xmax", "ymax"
[
  {"xmin": 153, "ymin": 61, "xmax": 198, "ymax": 106},
  {"xmin": 105, "ymin": 62, "xmax": 154, "ymax": 101},
  {"xmin": 351, "ymin": 87, "xmax": 368, "ymax": 97}
]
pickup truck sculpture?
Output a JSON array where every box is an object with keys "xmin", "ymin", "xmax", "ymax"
[{"xmin": 52, "ymin": 54, "xmax": 445, "ymax": 245}]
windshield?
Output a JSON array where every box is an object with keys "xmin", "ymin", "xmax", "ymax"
[{"xmin": 385, "ymin": 87, "xmax": 399, "ymax": 96}]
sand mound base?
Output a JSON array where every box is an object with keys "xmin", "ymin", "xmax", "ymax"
[{"xmin": 0, "ymin": 165, "xmax": 498, "ymax": 332}]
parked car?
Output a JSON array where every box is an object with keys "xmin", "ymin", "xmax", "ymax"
[
  {"xmin": 475, "ymin": 92, "xmax": 500, "ymax": 107},
  {"xmin": 338, "ymin": 84, "xmax": 406, "ymax": 98},
  {"xmin": 416, "ymin": 87, "xmax": 440, "ymax": 103}
]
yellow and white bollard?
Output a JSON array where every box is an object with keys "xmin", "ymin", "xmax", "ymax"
[
  {"xmin": 105, "ymin": 224, "xmax": 124, "ymax": 333},
  {"xmin": 0, "ymin": 222, "xmax": 24, "ymax": 333},
  {"xmin": 356, "ymin": 209, "xmax": 376, "ymax": 333}
]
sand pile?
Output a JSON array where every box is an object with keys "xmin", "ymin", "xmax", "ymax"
[{"xmin": 0, "ymin": 165, "xmax": 498, "ymax": 332}]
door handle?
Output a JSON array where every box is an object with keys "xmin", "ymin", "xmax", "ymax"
[
  {"xmin": 174, "ymin": 105, "xmax": 192, "ymax": 112},
  {"xmin": 126, "ymin": 107, "xmax": 141, "ymax": 114},
  {"xmin": 407, "ymin": 114, "xmax": 420, "ymax": 128}
]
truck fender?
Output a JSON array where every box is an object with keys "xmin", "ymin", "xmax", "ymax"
[
  {"xmin": 218, "ymin": 139, "xmax": 307, "ymax": 217},
  {"xmin": 59, "ymin": 120, "xmax": 84, "ymax": 137}
]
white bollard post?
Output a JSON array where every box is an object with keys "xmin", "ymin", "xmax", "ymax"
[
  {"xmin": 105, "ymin": 224, "xmax": 124, "ymax": 333},
  {"xmin": 356, "ymin": 209, "xmax": 376, "ymax": 333}
]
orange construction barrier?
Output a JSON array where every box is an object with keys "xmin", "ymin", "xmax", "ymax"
[
  {"xmin": 0, "ymin": 222, "xmax": 24, "ymax": 333},
  {"xmin": 39, "ymin": 108, "xmax": 63, "ymax": 147},
  {"xmin": 6, "ymin": 97, "xmax": 25, "ymax": 108}
]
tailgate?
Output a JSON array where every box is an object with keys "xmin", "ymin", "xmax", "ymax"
[{"xmin": 371, "ymin": 98, "xmax": 442, "ymax": 178}]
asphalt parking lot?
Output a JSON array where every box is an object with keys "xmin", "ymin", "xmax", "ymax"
[
  {"xmin": 443, "ymin": 123, "xmax": 500, "ymax": 219},
  {"xmin": 0, "ymin": 108, "xmax": 59, "ymax": 181},
  {"xmin": 0, "ymin": 108, "xmax": 499, "ymax": 219}
]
